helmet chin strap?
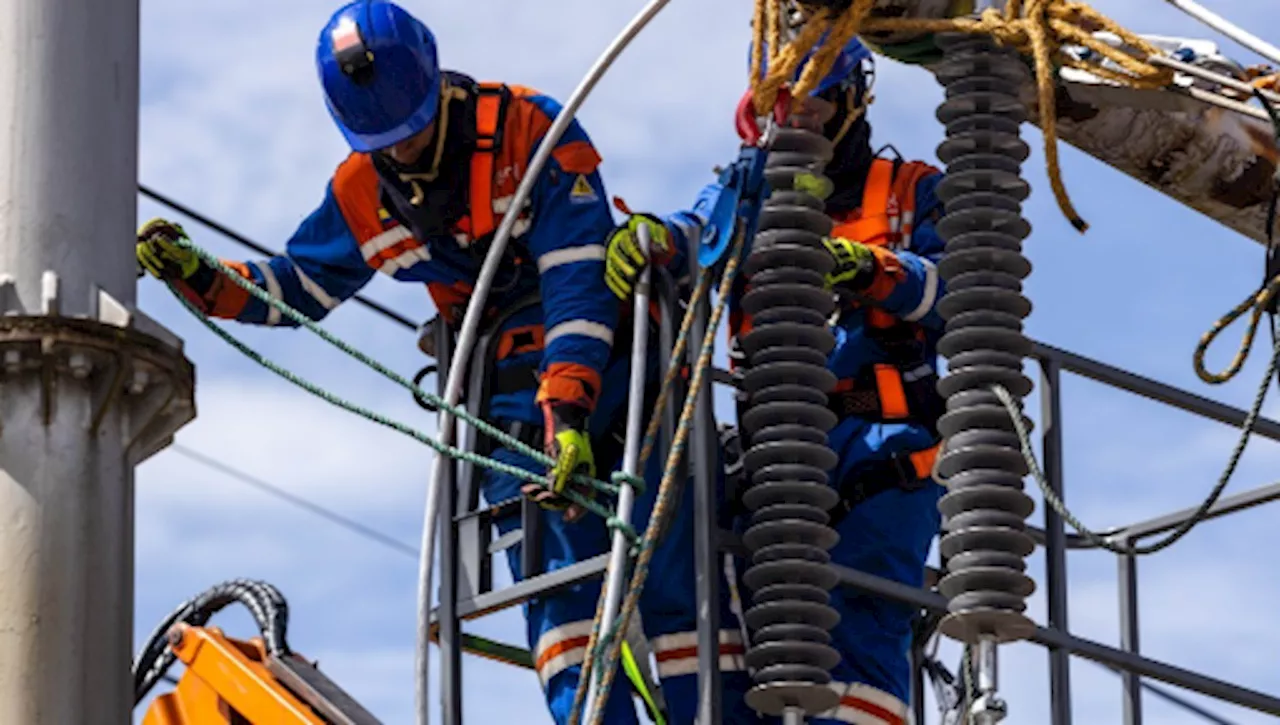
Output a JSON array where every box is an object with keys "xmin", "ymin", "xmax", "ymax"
[
  {"xmin": 828, "ymin": 85, "xmax": 870, "ymax": 148},
  {"xmin": 385, "ymin": 81, "xmax": 467, "ymax": 205}
]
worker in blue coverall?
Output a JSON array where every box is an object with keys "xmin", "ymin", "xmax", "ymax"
[
  {"xmin": 606, "ymin": 37, "xmax": 945, "ymax": 725},
  {"xmin": 133, "ymin": 2, "xmax": 755, "ymax": 723}
]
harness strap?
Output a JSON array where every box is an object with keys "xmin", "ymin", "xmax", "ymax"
[
  {"xmin": 828, "ymin": 442, "xmax": 940, "ymax": 527},
  {"xmin": 468, "ymin": 83, "xmax": 509, "ymax": 242},
  {"xmin": 827, "ymin": 363, "xmax": 944, "ymax": 435},
  {"xmin": 835, "ymin": 158, "xmax": 896, "ymax": 246}
]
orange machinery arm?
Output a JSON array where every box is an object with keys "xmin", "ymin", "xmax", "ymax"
[{"xmin": 142, "ymin": 623, "xmax": 380, "ymax": 725}]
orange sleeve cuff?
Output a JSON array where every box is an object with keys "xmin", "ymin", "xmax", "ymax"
[
  {"xmin": 175, "ymin": 260, "xmax": 253, "ymax": 319},
  {"xmin": 864, "ymin": 246, "xmax": 906, "ymax": 303},
  {"xmin": 536, "ymin": 362, "xmax": 602, "ymax": 411}
]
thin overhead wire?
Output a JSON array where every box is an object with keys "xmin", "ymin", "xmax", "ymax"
[
  {"xmin": 169, "ymin": 444, "xmax": 418, "ymax": 559},
  {"xmin": 138, "ymin": 185, "xmax": 419, "ymax": 332}
]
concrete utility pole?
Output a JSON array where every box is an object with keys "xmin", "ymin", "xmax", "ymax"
[{"xmin": 0, "ymin": 0, "xmax": 196, "ymax": 722}]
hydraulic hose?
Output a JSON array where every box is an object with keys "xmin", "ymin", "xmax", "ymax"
[
  {"xmin": 738, "ymin": 123, "xmax": 844, "ymax": 718},
  {"xmin": 414, "ymin": 3, "xmax": 674, "ymax": 723},
  {"xmin": 132, "ymin": 579, "xmax": 290, "ymax": 705}
]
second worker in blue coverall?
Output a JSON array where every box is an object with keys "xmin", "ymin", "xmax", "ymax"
[
  {"xmin": 607, "ymin": 38, "xmax": 946, "ymax": 725},
  {"xmin": 134, "ymin": 2, "xmax": 757, "ymax": 723}
]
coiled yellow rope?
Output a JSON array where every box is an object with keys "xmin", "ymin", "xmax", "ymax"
[{"xmin": 749, "ymin": 0, "xmax": 1178, "ymax": 233}]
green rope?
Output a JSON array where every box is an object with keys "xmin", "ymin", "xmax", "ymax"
[
  {"xmin": 157, "ymin": 235, "xmax": 643, "ymax": 531},
  {"xmin": 170, "ymin": 289, "xmax": 627, "ymax": 527}
]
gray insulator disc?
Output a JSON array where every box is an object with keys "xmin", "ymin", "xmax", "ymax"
[
  {"xmin": 945, "ymin": 550, "xmax": 1027, "ymax": 573},
  {"xmin": 741, "ymin": 402, "xmax": 837, "ymax": 437},
  {"xmin": 746, "ymin": 244, "xmax": 835, "ymax": 277},
  {"xmin": 744, "ymin": 600, "xmax": 841, "ymax": 632},
  {"xmin": 749, "ymin": 463, "xmax": 829, "ymax": 488},
  {"xmin": 745, "ymin": 680, "xmax": 841, "ymax": 717},
  {"xmin": 938, "ymin": 485, "xmax": 1035, "ymax": 520},
  {"xmin": 936, "ymin": 327, "xmax": 1032, "ymax": 359},
  {"xmin": 744, "ymin": 439, "xmax": 840, "ymax": 473},
  {"xmin": 753, "ymin": 623, "xmax": 832, "ymax": 645},
  {"xmin": 746, "ymin": 640, "xmax": 842, "ymax": 672},
  {"xmin": 751, "ymin": 543, "xmax": 831, "ymax": 566},
  {"xmin": 749, "ymin": 346, "xmax": 830, "ymax": 369},
  {"xmin": 758, "ymin": 205, "xmax": 835, "ymax": 237},
  {"xmin": 937, "ymin": 566, "xmax": 1037, "ymax": 600},
  {"xmin": 936, "ymin": 168, "xmax": 1030, "ymax": 203},
  {"xmin": 751, "ymin": 304, "xmax": 832, "ymax": 329},
  {"xmin": 743, "ymin": 561, "xmax": 839, "ymax": 592},
  {"xmin": 751, "ymin": 503, "xmax": 831, "ymax": 527},
  {"xmin": 939, "ymin": 526, "xmax": 1037, "ymax": 559},
  {"xmin": 936, "ymin": 207, "xmax": 1032, "ymax": 241},
  {"xmin": 742, "ymin": 321, "xmax": 837, "ymax": 357},
  {"xmin": 944, "ymin": 509, "xmax": 1029, "ymax": 532},
  {"xmin": 937, "ymin": 607, "xmax": 1037, "ymax": 646},
  {"xmin": 741, "ymin": 361, "xmax": 838, "ymax": 394},
  {"xmin": 749, "ymin": 266, "xmax": 829, "ymax": 289},
  {"xmin": 743, "ymin": 480, "xmax": 839, "ymax": 511},
  {"xmin": 749, "ymin": 384, "xmax": 829, "ymax": 408},
  {"xmin": 742, "ymin": 284, "xmax": 837, "ymax": 317},
  {"xmin": 770, "ymin": 127, "xmax": 835, "ymax": 157},
  {"xmin": 936, "ymin": 366, "xmax": 1033, "ymax": 399},
  {"xmin": 768, "ymin": 190, "xmax": 826, "ymax": 211},
  {"xmin": 943, "ymin": 309, "xmax": 1024, "ymax": 334},
  {"xmin": 743, "ymin": 518, "xmax": 841, "ymax": 552},
  {"xmin": 750, "ymin": 423, "xmax": 828, "ymax": 447}
]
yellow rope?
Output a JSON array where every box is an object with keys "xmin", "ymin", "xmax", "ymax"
[
  {"xmin": 748, "ymin": 0, "xmax": 1178, "ymax": 233},
  {"xmin": 1194, "ymin": 276, "xmax": 1280, "ymax": 384}
]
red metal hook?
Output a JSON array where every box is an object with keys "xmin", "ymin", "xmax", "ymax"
[{"xmin": 734, "ymin": 87, "xmax": 795, "ymax": 146}]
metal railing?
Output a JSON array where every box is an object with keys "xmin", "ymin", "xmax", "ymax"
[{"xmin": 426, "ymin": 282, "xmax": 1280, "ymax": 724}]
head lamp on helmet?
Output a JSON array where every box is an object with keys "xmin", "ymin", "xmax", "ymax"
[{"xmin": 316, "ymin": 0, "xmax": 442, "ymax": 153}]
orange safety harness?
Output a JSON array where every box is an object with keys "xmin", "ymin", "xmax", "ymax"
[{"xmin": 824, "ymin": 157, "xmax": 945, "ymax": 524}]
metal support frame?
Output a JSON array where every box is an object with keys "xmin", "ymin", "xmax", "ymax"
[
  {"xmin": 1039, "ymin": 358, "xmax": 1072, "ymax": 725},
  {"xmin": 426, "ymin": 303, "xmax": 1280, "ymax": 723},
  {"xmin": 688, "ymin": 236, "xmax": 725, "ymax": 724},
  {"xmin": 435, "ymin": 322, "xmax": 463, "ymax": 725}
]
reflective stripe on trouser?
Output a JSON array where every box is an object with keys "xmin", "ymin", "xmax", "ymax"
[
  {"xmin": 534, "ymin": 620, "xmax": 595, "ymax": 686},
  {"xmin": 650, "ymin": 629, "xmax": 748, "ymax": 679},
  {"xmin": 815, "ymin": 682, "xmax": 908, "ymax": 725}
]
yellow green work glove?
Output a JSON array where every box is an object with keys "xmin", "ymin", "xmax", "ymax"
[
  {"xmin": 524, "ymin": 403, "xmax": 597, "ymax": 522},
  {"xmin": 822, "ymin": 236, "xmax": 876, "ymax": 294},
  {"xmin": 604, "ymin": 213, "xmax": 674, "ymax": 301},
  {"xmin": 136, "ymin": 218, "xmax": 203, "ymax": 280}
]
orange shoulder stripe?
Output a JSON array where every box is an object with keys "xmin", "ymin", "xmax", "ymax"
[{"xmin": 331, "ymin": 152, "xmax": 385, "ymax": 245}]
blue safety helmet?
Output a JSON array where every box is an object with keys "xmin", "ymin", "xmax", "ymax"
[
  {"xmin": 754, "ymin": 34, "xmax": 873, "ymax": 97},
  {"xmin": 316, "ymin": 1, "xmax": 441, "ymax": 152}
]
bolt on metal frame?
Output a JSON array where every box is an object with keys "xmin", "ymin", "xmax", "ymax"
[{"xmin": 426, "ymin": 250, "xmax": 1280, "ymax": 722}]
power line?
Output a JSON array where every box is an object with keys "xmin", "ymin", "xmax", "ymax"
[
  {"xmin": 169, "ymin": 444, "xmax": 417, "ymax": 559},
  {"xmin": 138, "ymin": 185, "xmax": 419, "ymax": 332}
]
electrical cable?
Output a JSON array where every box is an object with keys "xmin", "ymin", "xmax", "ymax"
[{"xmin": 169, "ymin": 444, "xmax": 418, "ymax": 558}]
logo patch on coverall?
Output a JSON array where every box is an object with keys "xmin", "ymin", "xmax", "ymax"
[{"xmin": 569, "ymin": 174, "xmax": 598, "ymax": 204}]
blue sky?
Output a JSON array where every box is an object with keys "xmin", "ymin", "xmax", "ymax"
[{"xmin": 132, "ymin": 1, "xmax": 1280, "ymax": 723}]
